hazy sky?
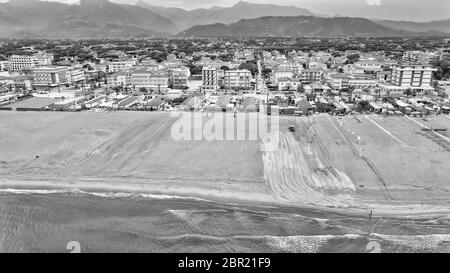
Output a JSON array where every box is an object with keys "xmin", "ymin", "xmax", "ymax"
[{"xmin": 1, "ymin": 0, "xmax": 449, "ymax": 21}]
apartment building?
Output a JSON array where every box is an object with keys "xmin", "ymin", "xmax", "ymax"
[
  {"xmin": 301, "ymin": 69, "xmax": 323, "ymax": 83},
  {"xmin": 9, "ymin": 53, "xmax": 53, "ymax": 71},
  {"xmin": 131, "ymin": 71, "xmax": 169, "ymax": 93},
  {"xmin": 9, "ymin": 55, "xmax": 37, "ymax": 71},
  {"xmin": 67, "ymin": 67, "xmax": 86, "ymax": 84},
  {"xmin": 34, "ymin": 52, "xmax": 54, "ymax": 66},
  {"xmin": 107, "ymin": 59, "xmax": 136, "ymax": 73},
  {"xmin": 170, "ymin": 68, "xmax": 191, "ymax": 89},
  {"xmin": 271, "ymin": 69, "xmax": 295, "ymax": 85},
  {"xmin": 32, "ymin": 66, "xmax": 68, "ymax": 89},
  {"xmin": 355, "ymin": 60, "xmax": 382, "ymax": 72},
  {"xmin": 278, "ymin": 77, "xmax": 302, "ymax": 91},
  {"xmin": 201, "ymin": 66, "xmax": 219, "ymax": 93},
  {"xmin": 223, "ymin": 69, "xmax": 252, "ymax": 90},
  {"xmin": 391, "ymin": 64, "xmax": 436, "ymax": 88},
  {"xmin": 0, "ymin": 61, "xmax": 9, "ymax": 71},
  {"xmin": 107, "ymin": 72, "xmax": 131, "ymax": 87},
  {"xmin": 403, "ymin": 51, "xmax": 440, "ymax": 65},
  {"xmin": 328, "ymin": 73, "xmax": 350, "ymax": 90}
]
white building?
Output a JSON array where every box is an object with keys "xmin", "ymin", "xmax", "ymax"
[
  {"xmin": 342, "ymin": 64, "xmax": 365, "ymax": 75},
  {"xmin": 201, "ymin": 66, "xmax": 219, "ymax": 93},
  {"xmin": 107, "ymin": 72, "xmax": 131, "ymax": 87},
  {"xmin": 278, "ymin": 77, "xmax": 302, "ymax": 91},
  {"xmin": 391, "ymin": 64, "xmax": 437, "ymax": 89},
  {"xmin": 131, "ymin": 70, "xmax": 169, "ymax": 93},
  {"xmin": 301, "ymin": 69, "xmax": 323, "ymax": 83},
  {"xmin": 67, "ymin": 68, "xmax": 86, "ymax": 84},
  {"xmin": 170, "ymin": 67, "xmax": 191, "ymax": 89},
  {"xmin": 9, "ymin": 55, "xmax": 37, "ymax": 71},
  {"xmin": 34, "ymin": 52, "xmax": 54, "ymax": 66},
  {"xmin": 0, "ymin": 61, "xmax": 10, "ymax": 71},
  {"xmin": 223, "ymin": 69, "xmax": 252, "ymax": 90},
  {"xmin": 355, "ymin": 60, "xmax": 382, "ymax": 72},
  {"xmin": 32, "ymin": 66, "xmax": 69, "ymax": 89},
  {"xmin": 107, "ymin": 59, "xmax": 137, "ymax": 73},
  {"xmin": 271, "ymin": 69, "xmax": 294, "ymax": 85}
]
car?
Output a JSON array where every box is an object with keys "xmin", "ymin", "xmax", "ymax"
[{"xmin": 288, "ymin": 125, "xmax": 295, "ymax": 132}]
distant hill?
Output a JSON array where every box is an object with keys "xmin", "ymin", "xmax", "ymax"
[
  {"xmin": 376, "ymin": 19, "xmax": 450, "ymax": 34},
  {"xmin": 0, "ymin": 0, "xmax": 176, "ymax": 38},
  {"xmin": 178, "ymin": 16, "xmax": 415, "ymax": 38},
  {"xmin": 136, "ymin": 0, "xmax": 314, "ymax": 32}
]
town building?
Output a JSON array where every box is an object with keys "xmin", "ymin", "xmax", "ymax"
[
  {"xmin": 31, "ymin": 66, "xmax": 69, "ymax": 90},
  {"xmin": 131, "ymin": 70, "xmax": 169, "ymax": 93},
  {"xmin": 107, "ymin": 72, "xmax": 131, "ymax": 88},
  {"xmin": 301, "ymin": 69, "xmax": 323, "ymax": 83},
  {"xmin": 355, "ymin": 59, "xmax": 382, "ymax": 72},
  {"xmin": 391, "ymin": 64, "xmax": 436, "ymax": 89},
  {"xmin": 67, "ymin": 68, "xmax": 86, "ymax": 84},
  {"xmin": 0, "ymin": 61, "xmax": 10, "ymax": 71},
  {"xmin": 223, "ymin": 69, "xmax": 252, "ymax": 90},
  {"xmin": 278, "ymin": 77, "xmax": 302, "ymax": 91},
  {"xmin": 9, "ymin": 55, "xmax": 37, "ymax": 71},
  {"xmin": 170, "ymin": 68, "xmax": 191, "ymax": 89},
  {"xmin": 328, "ymin": 73, "xmax": 350, "ymax": 91},
  {"xmin": 201, "ymin": 66, "xmax": 219, "ymax": 93},
  {"xmin": 107, "ymin": 59, "xmax": 136, "ymax": 73}
]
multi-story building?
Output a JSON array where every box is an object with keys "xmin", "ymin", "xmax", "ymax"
[
  {"xmin": 67, "ymin": 68, "xmax": 86, "ymax": 84},
  {"xmin": 201, "ymin": 66, "xmax": 219, "ymax": 93},
  {"xmin": 107, "ymin": 72, "xmax": 131, "ymax": 88},
  {"xmin": 271, "ymin": 69, "xmax": 294, "ymax": 85},
  {"xmin": 0, "ymin": 61, "xmax": 9, "ymax": 71},
  {"xmin": 328, "ymin": 73, "xmax": 350, "ymax": 91},
  {"xmin": 342, "ymin": 64, "xmax": 365, "ymax": 75},
  {"xmin": 131, "ymin": 70, "xmax": 169, "ymax": 93},
  {"xmin": 32, "ymin": 66, "xmax": 68, "ymax": 89},
  {"xmin": 107, "ymin": 59, "xmax": 136, "ymax": 73},
  {"xmin": 223, "ymin": 69, "xmax": 252, "ymax": 90},
  {"xmin": 170, "ymin": 68, "xmax": 191, "ymax": 89},
  {"xmin": 348, "ymin": 79, "xmax": 377, "ymax": 90},
  {"xmin": 278, "ymin": 77, "xmax": 302, "ymax": 91},
  {"xmin": 34, "ymin": 52, "xmax": 54, "ymax": 66},
  {"xmin": 355, "ymin": 59, "xmax": 382, "ymax": 72},
  {"xmin": 391, "ymin": 64, "xmax": 436, "ymax": 88},
  {"xmin": 301, "ymin": 69, "xmax": 323, "ymax": 83},
  {"xmin": 9, "ymin": 55, "xmax": 37, "ymax": 71},
  {"xmin": 403, "ymin": 51, "xmax": 440, "ymax": 65},
  {"xmin": 9, "ymin": 53, "xmax": 53, "ymax": 71}
]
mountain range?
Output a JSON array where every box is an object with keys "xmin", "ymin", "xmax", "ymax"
[
  {"xmin": 178, "ymin": 16, "xmax": 414, "ymax": 38},
  {"xmin": 375, "ymin": 19, "xmax": 450, "ymax": 34},
  {"xmin": 0, "ymin": 0, "xmax": 448, "ymax": 39},
  {"xmin": 135, "ymin": 0, "xmax": 314, "ymax": 31},
  {"xmin": 0, "ymin": 0, "xmax": 176, "ymax": 38}
]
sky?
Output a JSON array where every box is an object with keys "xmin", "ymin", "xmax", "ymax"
[{"xmin": 1, "ymin": 0, "xmax": 449, "ymax": 21}]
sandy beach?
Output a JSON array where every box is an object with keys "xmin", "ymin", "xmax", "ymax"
[{"xmin": 0, "ymin": 111, "xmax": 449, "ymax": 218}]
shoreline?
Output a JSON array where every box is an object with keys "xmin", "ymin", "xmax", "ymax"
[{"xmin": 1, "ymin": 178, "xmax": 450, "ymax": 220}]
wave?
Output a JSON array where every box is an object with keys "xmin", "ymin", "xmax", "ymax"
[
  {"xmin": 0, "ymin": 188, "xmax": 210, "ymax": 202},
  {"xmin": 372, "ymin": 233, "xmax": 450, "ymax": 251},
  {"xmin": 159, "ymin": 233, "xmax": 450, "ymax": 252},
  {"xmin": 158, "ymin": 233, "xmax": 364, "ymax": 253}
]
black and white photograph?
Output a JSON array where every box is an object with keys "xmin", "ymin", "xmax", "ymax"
[{"xmin": 0, "ymin": 0, "xmax": 449, "ymax": 259}]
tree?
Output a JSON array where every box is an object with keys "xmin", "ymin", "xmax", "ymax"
[
  {"xmin": 220, "ymin": 66, "xmax": 229, "ymax": 71},
  {"xmin": 139, "ymin": 87, "xmax": 148, "ymax": 93},
  {"xmin": 238, "ymin": 61, "xmax": 258, "ymax": 76},
  {"xmin": 403, "ymin": 88, "xmax": 413, "ymax": 97},
  {"xmin": 345, "ymin": 54, "xmax": 360, "ymax": 64}
]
